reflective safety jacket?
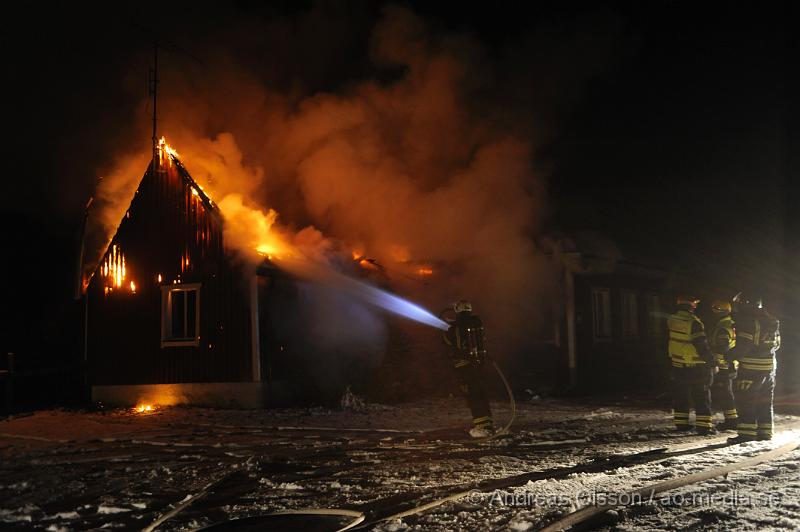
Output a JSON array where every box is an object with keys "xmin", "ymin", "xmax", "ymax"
[
  {"xmin": 731, "ymin": 311, "xmax": 780, "ymax": 372},
  {"xmin": 667, "ymin": 308, "xmax": 715, "ymax": 368},
  {"xmin": 710, "ymin": 315, "xmax": 736, "ymax": 370}
]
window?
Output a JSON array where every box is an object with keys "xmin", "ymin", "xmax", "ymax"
[
  {"xmin": 621, "ymin": 290, "xmax": 639, "ymax": 339},
  {"xmin": 161, "ymin": 284, "xmax": 201, "ymax": 347},
  {"xmin": 647, "ymin": 294, "xmax": 664, "ymax": 339},
  {"xmin": 591, "ymin": 288, "xmax": 612, "ymax": 343}
]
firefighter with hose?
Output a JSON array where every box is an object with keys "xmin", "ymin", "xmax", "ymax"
[{"xmin": 442, "ymin": 300, "xmax": 496, "ymax": 438}]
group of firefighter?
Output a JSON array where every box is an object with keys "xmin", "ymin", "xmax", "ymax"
[
  {"xmin": 444, "ymin": 294, "xmax": 781, "ymax": 441},
  {"xmin": 669, "ymin": 293, "xmax": 780, "ymax": 442}
]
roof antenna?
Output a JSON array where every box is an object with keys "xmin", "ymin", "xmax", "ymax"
[{"xmin": 149, "ymin": 39, "xmax": 159, "ymax": 174}]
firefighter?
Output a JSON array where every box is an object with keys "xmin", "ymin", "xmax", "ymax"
[
  {"xmin": 443, "ymin": 300, "xmax": 494, "ymax": 438},
  {"xmin": 709, "ymin": 300, "xmax": 738, "ymax": 430},
  {"xmin": 728, "ymin": 296, "xmax": 781, "ymax": 442},
  {"xmin": 667, "ymin": 295, "xmax": 718, "ymax": 434}
]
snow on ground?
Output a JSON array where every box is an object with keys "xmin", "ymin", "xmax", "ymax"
[{"xmin": 1, "ymin": 397, "xmax": 799, "ymax": 530}]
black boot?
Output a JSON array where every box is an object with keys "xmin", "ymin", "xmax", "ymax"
[{"xmin": 696, "ymin": 426, "xmax": 718, "ymax": 436}]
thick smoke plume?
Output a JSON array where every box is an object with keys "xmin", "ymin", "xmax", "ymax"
[{"xmin": 91, "ymin": 4, "xmax": 620, "ymax": 367}]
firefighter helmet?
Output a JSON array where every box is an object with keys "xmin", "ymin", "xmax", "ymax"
[
  {"xmin": 676, "ymin": 294, "xmax": 700, "ymax": 309},
  {"xmin": 711, "ymin": 300, "xmax": 732, "ymax": 314},
  {"xmin": 454, "ymin": 300, "xmax": 473, "ymax": 314}
]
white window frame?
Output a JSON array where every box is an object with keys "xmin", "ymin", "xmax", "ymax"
[
  {"xmin": 592, "ymin": 287, "xmax": 612, "ymax": 343},
  {"xmin": 621, "ymin": 290, "xmax": 639, "ymax": 340},
  {"xmin": 161, "ymin": 283, "xmax": 201, "ymax": 347}
]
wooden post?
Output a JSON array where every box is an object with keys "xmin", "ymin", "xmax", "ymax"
[
  {"xmin": 250, "ymin": 276, "xmax": 261, "ymax": 383},
  {"xmin": 565, "ymin": 270, "xmax": 578, "ymax": 389}
]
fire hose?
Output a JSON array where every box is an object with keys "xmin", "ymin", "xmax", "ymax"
[
  {"xmin": 190, "ymin": 362, "xmax": 516, "ymax": 531},
  {"xmin": 490, "ymin": 359, "xmax": 517, "ymax": 438},
  {"xmin": 185, "ymin": 309, "xmax": 515, "ymax": 531}
]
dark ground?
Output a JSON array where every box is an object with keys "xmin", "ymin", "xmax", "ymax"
[{"xmin": 2, "ymin": 396, "xmax": 800, "ymax": 530}]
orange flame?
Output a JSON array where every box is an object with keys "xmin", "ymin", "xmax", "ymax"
[
  {"xmin": 158, "ymin": 137, "xmax": 179, "ymax": 159},
  {"xmin": 101, "ymin": 244, "xmax": 129, "ymax": 293},
  {"xmin": 158, "ymin": 139, "xmax": 295, "ymax": 264}
]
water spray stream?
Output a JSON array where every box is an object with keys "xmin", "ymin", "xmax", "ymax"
[{"xmin": 275, "ymin": 256, "xmax": 449, "ymax": 331}]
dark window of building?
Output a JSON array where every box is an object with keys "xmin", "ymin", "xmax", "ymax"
[
  {"xmin": 621, "ymin": 290, "xmax": 639, "ymax": 339},
  {"xmin": 647, "ymin": 294, "xmax": 664, "ymax": 340},
  {"xmin": 162, "ymin": 284, "xmax": 201, "ymax": 347},
  {"xmin": 592, "ymin": 288, "xmax": 612, "ymax": 343}
]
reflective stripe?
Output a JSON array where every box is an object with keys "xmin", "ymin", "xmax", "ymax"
[
  {"xmin": 672, "ymin": 360, "xmax": 706, "ymax": 368},
  {"xmin": 696, "ymin": 415, "xmax": 713, "ymax": 428},
  {"xmin": 673, "ymin": 411, "xmax": 690, "ymax": 426},
  {"xmin": 472, "ymin": 416, "xmax": 491, "ymax": 426},
  {"xmin": 740, "ymin": 355, "xmax": 775, "ymax": 371}
]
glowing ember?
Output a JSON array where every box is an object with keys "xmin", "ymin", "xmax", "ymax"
[
  {"xmin": 135, "ymin": 404, "xmax": 154, "ymax": 413},
  {"xmin": 129, "ymin": 280, "xmax": 136, "ymax": 293},
  {"xmin": 157, "ymin": 274, "xmax": 162, "ymax": 283},
  {"xmin": 417, "ymin": 267, "xmax": 434, "ymax": 276}
]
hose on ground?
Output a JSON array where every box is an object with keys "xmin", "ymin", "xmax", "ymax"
[
  {"xmin": 491, "ymin": 359, "xmax": 516, "ymax": 436},
  {"xmin": 264, "ymin": 508, "xmax": 365, "ymax": 532}
]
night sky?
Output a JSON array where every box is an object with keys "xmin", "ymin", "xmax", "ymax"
[{"xmin": 2, "ymin": 1, "xmax": 797, "ymax": 361}]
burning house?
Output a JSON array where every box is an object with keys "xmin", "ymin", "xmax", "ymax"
[{"xmin": 86, "ymin": 140, "xmax": 278, "ymax": 408}]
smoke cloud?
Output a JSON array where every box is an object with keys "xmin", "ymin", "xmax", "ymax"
[{"xmin": 89, "ymin": 4, "xmax": 621, "ymax": 370}]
